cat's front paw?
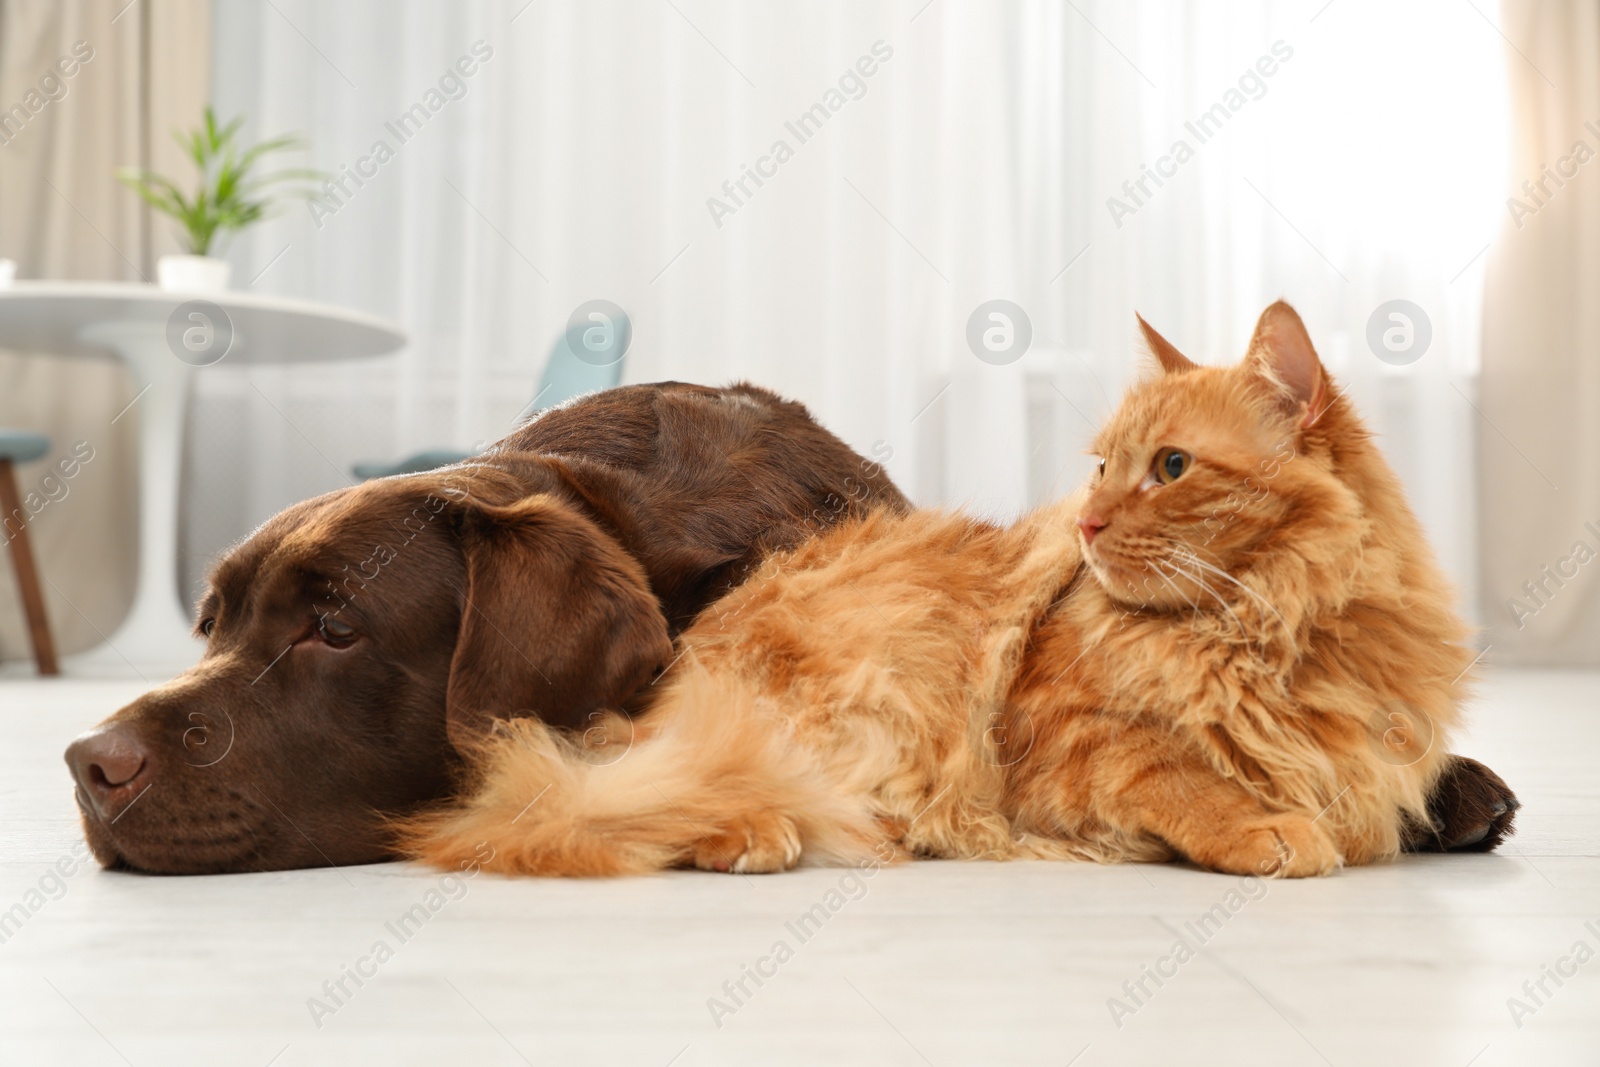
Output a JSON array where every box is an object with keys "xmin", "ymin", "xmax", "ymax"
[
  {"xmin": 690, "ymin": 812, "xmax": 802, "ymax": 874},
  {"xmin": 1406, "ymin": 754, "xmax": 1520, "ymax": 853},
  {"xmin": 1198, "ymin": 814, "xmax": 1342, "ymax": 878}
]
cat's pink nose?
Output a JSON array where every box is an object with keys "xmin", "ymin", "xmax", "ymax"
[{"xmin": 1077, "ymin": 516, "xmax": 1107, "ymax": 545}]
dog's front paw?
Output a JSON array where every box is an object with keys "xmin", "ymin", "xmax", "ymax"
[
  {"xmin": 1408, "ymin": 754, "xmax": 1520, "ymax": 853},
  {"xmin": 691, "ymin": 812, "xmax": 802, "ymax": 874}
]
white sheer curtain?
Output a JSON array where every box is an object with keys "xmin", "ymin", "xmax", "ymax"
[
  {"xmin": 195, "ymin": 0, "xmax": 1505, "ymax": 623},
  {"xmin": 1479, "ymin": 0, "xmax": 1600, "ymax": 664}
]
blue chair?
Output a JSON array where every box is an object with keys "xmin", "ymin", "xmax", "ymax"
[
  {"xmin": 0, "ymin": 430, "xmax": 59, "ymax": 674},
  {"xmin": 353, "ymin": 323, "xmax": 628, "ymax": 480}
]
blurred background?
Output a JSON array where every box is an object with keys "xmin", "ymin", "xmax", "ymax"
[{"xmin": 0, "ymin": 0, "xmax": 1594, "ymax": 669}]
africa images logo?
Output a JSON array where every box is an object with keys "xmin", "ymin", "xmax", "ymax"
[{"xmin": 166, "ymin": 300, "xmax": 235, "ymax": 366}]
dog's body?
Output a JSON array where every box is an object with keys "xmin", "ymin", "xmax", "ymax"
[
  {"xmin": 65, "ymin": 382, "xmax": 906, "ymax": 873},
  {"xmin": 489, "ymin": 382, "xmax": 903, "ymax": 639}
]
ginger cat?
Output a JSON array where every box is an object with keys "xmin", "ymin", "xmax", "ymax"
[{"xmin": 401, "ymin": 302, "xmax": 1476, "ymax": 879}]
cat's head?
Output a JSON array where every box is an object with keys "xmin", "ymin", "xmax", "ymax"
[{"xmin": 1078, "ymin": 300, "xmax": 1366, "ymax": 617}]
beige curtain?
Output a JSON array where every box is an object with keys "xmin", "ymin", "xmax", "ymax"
[
  {"xmin": 1480, "ymin": 1, "xmax": 1600, "ymax": 665},
  {"xmin": 0, "ymin": 0, "xmax": 208, "ymax": 662}
]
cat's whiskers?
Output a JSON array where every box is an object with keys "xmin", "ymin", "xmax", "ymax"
[
  {"xmin": 1170, "ymin": 548, "xmax": 1292, "ymax": 637},
  {"xmin": 1143, "ymin": 562, "xmax": 1203, "ymax": 634},
  {"xmin": 1161, "ymin": 559, "xmax": 1250, "ymax": 641}
]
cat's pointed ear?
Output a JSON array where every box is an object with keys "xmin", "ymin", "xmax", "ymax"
[
  {"xmin": 1136, "ymin": 313, "xmax": 1198, "ymax": 375},
  {"xmin": 1246, "ymin": 301, "xmax": 1326, "ymax": 428}
]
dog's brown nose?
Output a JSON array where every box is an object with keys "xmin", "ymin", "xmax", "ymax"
[{"xmin": 65, "ymin": 723, "xmax": 152, "ymax": 821}]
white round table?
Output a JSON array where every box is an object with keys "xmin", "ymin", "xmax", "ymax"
[{"xmin": 0, "ymin": 282, "xmax": 406, "ymax": 671}]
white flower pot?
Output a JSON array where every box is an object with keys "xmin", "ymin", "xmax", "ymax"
[
  {"xmin": 157, "ymin": 254, "xmax": 231, "ymax": 292},
  {"xmin": 0, "ymin": 259, "xmax": 15, "ymax": 287}
]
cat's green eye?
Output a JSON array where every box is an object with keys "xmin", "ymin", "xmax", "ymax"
[
  {"xmin": 1153, "ymin": 447, "xmax": 1191, "ymax": 485},
  {"xmin": 1096, "ymin": 457, "xmax": 1106, "ymax": 478}
]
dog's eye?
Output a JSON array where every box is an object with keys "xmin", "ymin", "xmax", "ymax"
[
  {"xmin": 318, "ymin": 615, "xmax": 357, "ymax": 648},
  {"xmin": 198, "ymin": 617, "xmax": 215, "ymax": 638}
]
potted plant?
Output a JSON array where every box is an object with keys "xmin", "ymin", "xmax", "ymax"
[{"xmin": 117, "ymin": 108, "xmax": 321, "ymax": 291}]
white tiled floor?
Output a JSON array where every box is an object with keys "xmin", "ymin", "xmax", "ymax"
[{"xmin": 0, "ymin": 669, "xmax": 1595, "ymax": 1066}]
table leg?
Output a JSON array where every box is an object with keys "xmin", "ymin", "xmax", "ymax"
[{"xmin": 69, "ymin": 322, "xmax": 201, "ymax": 675}]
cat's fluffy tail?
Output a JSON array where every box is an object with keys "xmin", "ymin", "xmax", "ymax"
[{"xmin": 395, "ymin": 665, "xmax": 881, "ymax": 876}]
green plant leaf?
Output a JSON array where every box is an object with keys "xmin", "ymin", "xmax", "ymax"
[{"xmin": 119, "ymin": 106, "xmax": 328, "ymax": 259}]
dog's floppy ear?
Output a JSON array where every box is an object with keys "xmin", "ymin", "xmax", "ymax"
[{"xmin": 443, "ymin": 491, "xmax": 673, "ymax": 750}]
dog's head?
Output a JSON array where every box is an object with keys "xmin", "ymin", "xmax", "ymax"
[{"xmin": 64, "ymin": 464, "xmax": 672, "ymax": 873}]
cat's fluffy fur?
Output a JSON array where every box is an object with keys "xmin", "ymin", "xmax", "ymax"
[{"xmin": 400, "ymin": 302, "xmax": 1474, "ymax": 878}]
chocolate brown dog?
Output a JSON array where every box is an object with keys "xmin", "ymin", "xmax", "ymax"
[
  {"xmin": 64, "ymin": 381, "xmax": 1513, "ymax": 873},
  {"xmin": 64, "ymin": 383, "xmax": 905, "ymax": 873}
]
